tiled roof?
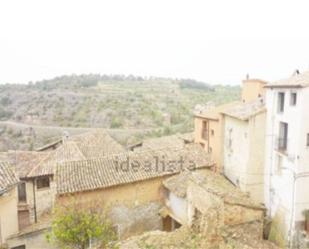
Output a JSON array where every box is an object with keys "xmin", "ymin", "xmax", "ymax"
[
  {"xmin": 3, "ymin": 151, "xmax": 49, "ymax": 178},
  {"xmin": 266, "ymin": 70, "xmax": 309, "ymax": 88},
  {"xmin": 133, "ymin": 133, "xmax": 194, "ymax": 151},
  {"xmin": 56, "ymin": 144, "xmax": 214, "ymax": 194},
  {"xmin": 27, "ymin": 141, "xmax": 86, "ymax": 178},
  {"xmin": 163, "ymin": 170, "xmax": 264, "ymax": 209},
  {"xmin": 194, "ymin": 102, "xmax": 239, "ymax": 120},
  {"xmin": 221, "ymin": 99, "xmax": 266, "ymax": 121},
  {"xmin": 15, "ymin": 129, "xmax": 125, "ymax": 178},
  {"xmin": 71, "ymin": 129, "xmax": 125, "ymax": 158},
  {"xmin": 0, "ymin": 161, "xmax": 19, "ymax": 193}
]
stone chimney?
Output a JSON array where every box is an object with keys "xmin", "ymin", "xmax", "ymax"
[{"xmin": 62, "ymin": 131, "xmax": 69, "ymax": 142}]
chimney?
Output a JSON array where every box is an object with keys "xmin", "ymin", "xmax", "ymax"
[
  {"xmin": 62, "ymin": 131, "xmax": 69, "ymax": 142},
  {"xmin": 293, "ymin": 69, "xmax": 300, "ymax": 76}
]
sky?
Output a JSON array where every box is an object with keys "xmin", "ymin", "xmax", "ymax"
[{"xmin": 1, "ymin": 0, "xmax": 309, "ymax": 85}]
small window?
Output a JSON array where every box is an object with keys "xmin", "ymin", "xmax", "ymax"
[
  {"xmin": 211, "ymin": 129, "xmax": 215, "ymax": 136},
  {"xmin": 18, "ymin": 182, "xmax": 27, "ymax": 202},
  {"xmin": 307, "ymin": 134, "xmax": 309, "ymax": 147},
  {"xmin": 278, "ymin": 92, "xmax": 285, "ymax": 113},
  {"xmin": 290, "ymin": 92, "xmax": 297, "ymax": 106},
  {"xmin": 36, "ymin": 177, "xmax": 50, "ymax": 189},
  {"xmin": 278, "ymin": 122, "xmax": 288, "ymax": 151},
  {"xmin": 201, "ymin": 121, "xmax": 208, "ymax": 140}
]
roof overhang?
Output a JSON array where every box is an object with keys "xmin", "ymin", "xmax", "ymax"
[
  {"xmin": 264, "ymin": 85, "xmax": 303, "ymax": 89},
  {"xmin": 193, "ymin": 114, "xmax": 219, "ymax": 121}
]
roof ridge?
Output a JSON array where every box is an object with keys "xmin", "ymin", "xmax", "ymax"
[
  {"xmin": 26, "ymin": 151, "xmax": 53, "ymax": 177},
  {"xmin": 56, "ymin": 144, "xmax": 197, "ymax": 166}
]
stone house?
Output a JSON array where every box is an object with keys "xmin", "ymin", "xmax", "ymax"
[
  {"xmin": 193, "ymin": 77, "xmax": 267, "ymax": 173},
  {"xmin": 56, "ymin": 144, "xmax": 214, "ymax": 239},
  {"xmin": 264, "ymin": 70, "xmax": 309, "ymax": 247},
  {"xmin": 161, "ymin": 170, "xmax": 265, "ymax": 233},
  {"xmin": 5, "ymin": 129, "xmax": 126, "ymax": 249},
  {"xmin": 221, "ymin": 98, "xmax": 266, "ymax": 203},
  {"xmin": 0, "ymin": 162, "xmax": 19, "ymax": 247},
  {"xmin": 117, "ymin": 170, "xmax": 279, "ymax": 249}
]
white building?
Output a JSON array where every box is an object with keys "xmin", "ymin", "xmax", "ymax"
[
  {"xmin": 222, "ymin": 98, "xmax": 266, "ymax": 204},
  {"xmin": 264, "ymin": 71, "xmax": 309, "ymax": 247}
]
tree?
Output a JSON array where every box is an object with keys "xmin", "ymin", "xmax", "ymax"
[{"xmin": 47, "ymin": 199, "xmax": 117, "ymax": 249}]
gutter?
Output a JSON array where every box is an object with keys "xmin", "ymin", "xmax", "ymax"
[
  {"xmin": 32, "ymin": 178, "xmax": 37, "ymax": 223},
  {"xmin": 264, "ymin": 85, "xmax": 303, "ymax": 89}
]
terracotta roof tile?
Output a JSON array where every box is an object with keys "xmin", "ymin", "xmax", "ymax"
[
  {"xmin": 221, "ymin": 99, "xmax": 266, "ymax": 121},
  {"xmin": 3, "ymin": 151, "xmax": 49, "ymax": 178},
  {"xmin": 0, "ymin": 161, "xmax": 19, "ymax": 193},
  {"xmin": 266, "ymin": 70, "xmax": 309, "ymax": 88},
  {"xmin": 26, "ymin": 129, "xmax": 125, "ymax": 178},
  {"xmin": 194, "ymin": 102, "xmax": 239, "ymax": 120},
  {"xmin": 70, "ymin": 129, "xmax": 125, "ymax": 158},
  {"xmin": 134, "ymin": 133, "xmax": 194, "ymax": 151},
  {"xmin": 56, "ymin": 144, "xmax": 214, "ymax": 194},
  {"xmin": 163, "ymin": 170, "xmax": 264, "ymax": 209}
]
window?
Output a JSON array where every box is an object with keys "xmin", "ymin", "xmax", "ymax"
[
  {"xmin": 290, "ymin": 92, "xmax": 297, "ymax": 106},
  {"xmin": 18, "ymin": 182, "xmax": 27, "ymax": 202},
  {"xmin": 211, "ymin": 129, "xmax": 215, "ymax": 136},
  {"xmin": 278, "ymin": 122, "xmax": 288, "ymax": 151},
  {"xmin": 307, "ymin": 134, "xmax": 309, "ymax": 147},
  {"xmin": 36, "ymin": 177, "xmax": 50, "ymax": 189},
  {"xmin": 209, "ymin": 147, "xmax": 213, "ymax": 153},
  {"xmin": 278, "ymin": 92, "xmax": 285, "ymax": 113},
  {"xmin": 201, "ymin": 121, "xmax": 208, "ymax": 140}
]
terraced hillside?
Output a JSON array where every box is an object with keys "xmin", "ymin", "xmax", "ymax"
[{"xmin": 0, "ymin": 74, "xmax": 240, "ymax": 151}]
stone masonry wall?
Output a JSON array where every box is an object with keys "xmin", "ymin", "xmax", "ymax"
[{"xmin": 110, "ymin": 202, "xmax": 163, "ymax": 239}]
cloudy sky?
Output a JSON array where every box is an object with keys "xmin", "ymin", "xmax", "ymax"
[{"xmin": 1, "ymin": 0, "xmax": 309, "ymax": 85}]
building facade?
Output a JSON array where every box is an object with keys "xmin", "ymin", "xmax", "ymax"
[
  {"xmin": 194, "ymin": 103, "xmax": 236, "ymax": 172},
  {"xmin": 264, "ymin": 71, "xmax": 309, "ymax": 247},
  {"xmin": 194, "ymin": 78, "xmax": 267, "ymax": 173},
  {"xmin": 222, "ymin": 99, "xmax": 266, "ymax": 203}
]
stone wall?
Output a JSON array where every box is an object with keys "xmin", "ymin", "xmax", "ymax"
[
  {"xmin": 224, "ymin": 203, "xmax": 264, "ymax": 226},
  {"xmin": 110, "ymin": 202, "xmax": 163, "ymax": 239},
  {"xmin": 24, "ymin": 177, "xmax": 56, "ymax": 224}
]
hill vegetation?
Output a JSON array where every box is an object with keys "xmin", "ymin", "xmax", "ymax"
[{"xmin": 0, "ymin": 74, "xmax": 240, "ymax": 151}]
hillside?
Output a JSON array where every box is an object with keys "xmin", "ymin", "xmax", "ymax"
[{"xmin": 0, "ymin": 74, "xmax": 240, "ymax": 151}]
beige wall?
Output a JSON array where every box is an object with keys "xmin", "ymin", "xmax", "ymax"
[
  {"xmin": 223, "ymin": 112, "xmax": 266, "ymax": 203},
  {"xmin": 194, "ymin": 116, "xmax": 224, "ymax": 172},
  {"xmin": 0, "ymin": 187, "xmax": 19, "ymax": 244},
  {"xmin": 247, "ymin": 112, "xmax": 267, "ymax": 203},
  {"xmin": 57, "ymin": 176, "xmax": 169, "ymax": 208},
  {"xmin": 241, "ymin": 79, "xmax": 266, "ymax": 103}
]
